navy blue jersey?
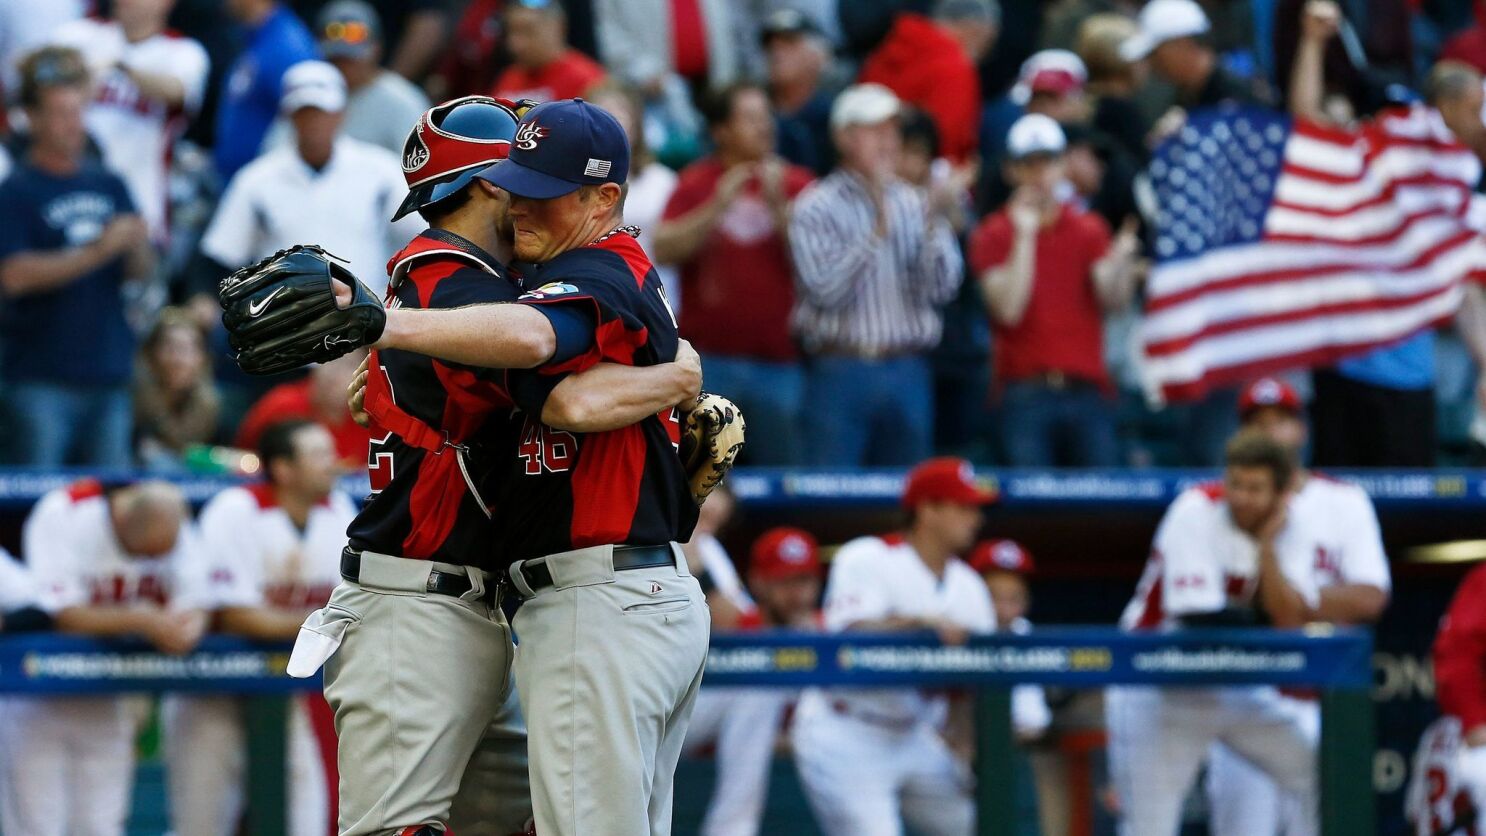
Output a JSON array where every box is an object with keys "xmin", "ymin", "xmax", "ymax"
[
  {"xmin": 346, "ymin": 230, "xmax": 520, "ymax": 568},
  {"xmin": 493, "ymin": 226, "xmax": 697, "ymax": 562}
]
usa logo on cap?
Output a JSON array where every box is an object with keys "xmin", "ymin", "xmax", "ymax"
[{"xmin": 514, "ymin": 122, "xmax": 547, "ymax": 151}]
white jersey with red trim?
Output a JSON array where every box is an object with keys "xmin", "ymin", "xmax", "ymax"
[
  {"xmin": 1119, "ymin": 483, "xmax": 1323, "ymax": 631},
  {"xmin": 1292, "ymin": 474, "xmax": 1391, "ymax": 594},
  {"xmin": 198, "ymin": 484, "xmax": 357, "ymax": 611},
  {"xmin": 49, "ymin": 18, "xmax": 209, "ymax": 240},
  {"xmin": 22, "ymin": 480, "xmax": 208, "ymax": 613},
  {"xmin": 815, "ymin": 534, "xmax": 996, "ymax": 728},
  {"xmin": 0, "ymin": 547, "xmax": 38, "ymax": 613}
]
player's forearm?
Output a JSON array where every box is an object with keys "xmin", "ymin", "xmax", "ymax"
[
  {"xmin": 378, "ymin": 303, "xmax": 557, "ymax": 369},
  {"xmin": 218, "ymin": 606, "xmax": 308, "ymax": 641},
  {"xmin": 54, "ymin": 606, "xmax": 159, "ymax": 638},
  {"xmin": 1256, "ymin": 550, "xmax": 1311, "ymax": 628},
  {"xmin": 0, "ymin": 246, "xmax": 113, "ymax": 296},
  {"xmin": 543, "ymin": 361, "xmax": 699, "ymax": 432},
  {"xmin": 1314, "ymin": 583, "xmax": 1388, "ymax": 624}
]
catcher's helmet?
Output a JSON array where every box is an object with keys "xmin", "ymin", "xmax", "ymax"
[{"xmin": 391, "ymin": 96, "xmax": 532, "ymax": 221}]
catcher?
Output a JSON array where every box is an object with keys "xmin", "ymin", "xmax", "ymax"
[
  {"xmin": 224, "ymin": 97, "xmax": 714, "ymax": 836},
  {"xmin": 221, "ymin": 98, "xmax": 744, "ymax": 836}
]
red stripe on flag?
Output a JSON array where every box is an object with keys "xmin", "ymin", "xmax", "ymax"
[
  {"xmin": 1144, "ymin": 228, "xmax": 1477, "ymax": 314},
  {"xmin": 1145, "ymin": 283, "xmax": 1457, "ymax": 358},
  {"xmin": 1268, "ymin": 174, "xmax": 1470, "ymax": 218}
]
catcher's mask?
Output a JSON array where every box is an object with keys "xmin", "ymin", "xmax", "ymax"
[{"xmin": 391, "ymin": 95, "xmax": 533, "ymax": 221}]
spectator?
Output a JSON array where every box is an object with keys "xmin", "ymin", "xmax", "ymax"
[
  {"xmin": 0, "ymin": 479, "xmax": 208, "ymax": 836},
  {"xmin": 791, "ymin": 457, "xmax": 996, "ymax": 835},
  {"xmin": 979, "ymin": 48, "xmax": 1091, "ymax": 209},
  {"xmin": 214, "ymin": 0, "xmax": 319, "ymax": 182},
  {"xmin": 593, "ymin": 0, "xmax": 746, "ymax": 93},
  {"xmin": 0, "ymin": 0, "xmax": 85, "ymax": 98},
  {"xmin": 1107, "ymin": 432, "xmax": 1322, "ymax": 835},
  {"xmin": 489, "ymin": 0, "xmax": 606, "ymax": 103},
  {"xmin": 49, "ymin": 0, "xmax": 210, "ymax": 243},
  {"xmin": 201, "ymin": 60, "xmax": 418, "ymax": 296},
  {"xmin": 1120, "ymin": 0, "xmax": 1274, "ymax": 141},
  {"xmin": 763, "ymin": 8, "xmax": 837, "ymax": 177},
  {"xmin": 290, "ymin": 0, "xmax": 452, "ymax": 81},
  {"xmin": 1429, "ymin": 558, "xmax": 1486, "ymax": 833},
  {"xmin": 429, "ymin": 0, "xmax": 507, "ymax": 99},
  {"xmin": 311, "ymin": 0, "xmax": 430, "ymax": 154},
  {"xmin": 1273, "ymin": 0, "xmax": 1411, "ymax": 120},
  {"xmin": 1075, "ymin": 13, "xmax": 1148, "ymax": 164},
  {"xmin": 656, "ymin": 82, "xmax": 814, "ymax": 465},
  {"xmin": 133, "ymin": 307, "xmax": 222, "ymax": 470},
  {"xmin": 859, "ymin": 0, "xmax": 998, "ymax": 163},
  {"xmin": 789, "ymin": 83, "xmax": 964, "ymax": 466},
  {"xmin": 1441, "ymin": 0, "xmax": 1486, "ymax": 75},
  {"xmin": 682, "ymin": 526, "xmax": 823, "ymax": 836},
  {"xmin": 0, "ymin": 48, "xmax": 155, "ymax": 468},
  {"xmin": 236, "ymin": 350, "xmax": 372, "ymax": 466},
  {"xmin": 169, "ymin": 419, "xmax": 355, "ymax": 836},
  {"xmin": 970, "ymin": 115, "xmax": 1139, "ymax": 467},
  {"xmin": 1426, "ymin": 61, "xmax": 1486, "ymax": 166},
  {"xmin": 588, "ymin": 83, "xmax": 680, "ymax": 309}
]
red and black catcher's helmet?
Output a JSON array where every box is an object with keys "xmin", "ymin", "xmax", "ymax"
[{"xmin": 391, "ymin": 95, "xmax": 535, "ymax": 221}]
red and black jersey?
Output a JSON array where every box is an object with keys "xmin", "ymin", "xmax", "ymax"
[
  {"xmin": 493, "ymin": 227, "xmax": 697, "ymax": 563},
  {"xmin": 346, "ymin": 230, "xmax": 520, "ymax": 569}
]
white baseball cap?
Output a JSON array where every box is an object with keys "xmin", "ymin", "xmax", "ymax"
[
  {"xmin": 279, "ymin": 60, "xmax": 347, "ymax": 114},
  {"xmin": 1005, "ymin": 113, "xmax": 1066, "ymax": 159},
  {"xmin": 1119, "ymin": 0, "xmax": 1210, "ymax": 62},
  {"xmin": 830, "ymin": 83, "xmax": 901, "ymax": 130},
  {"xmin": 1011, "ymin": 49, "xmax": 1088, "ymax": 105}
]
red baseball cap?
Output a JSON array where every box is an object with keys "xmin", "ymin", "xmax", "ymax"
[
  {"xmin": 1238, "ymin": 377, "xmax": 1302, "ymax": 420},
  {"xmin": 902, "ymin": 457, "xmax": 998, "ymax": 509},
  {"xmin": 749, "ymin": 527, "xmax": 821, "ymax": 581},
  {"xmin": 969, "ymin": 539, "xmax": 1034, "ymax": 575}
]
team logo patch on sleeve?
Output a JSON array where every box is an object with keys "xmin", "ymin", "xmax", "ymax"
[{"xmin": 519, "ymin": 282, "xmax": 580, "ymax": 300}]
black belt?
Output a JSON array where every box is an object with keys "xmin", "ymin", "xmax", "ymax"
[
  {"xmin": 340, "ymin": 548, "xmax": 496, "ymax": 605},
  {"xmin": 515, "ymin": 545, "xmax": 675, "ymax": 596}
]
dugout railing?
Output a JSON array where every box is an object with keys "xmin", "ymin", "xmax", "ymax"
[{"xmin": 0, "ymin": 627, "xmax": 1374, "ymax": 836}]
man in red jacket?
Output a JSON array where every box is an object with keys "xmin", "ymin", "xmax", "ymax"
[{"xmin": 858, "ymin": 0, "xmax": 998, "ymax": 162}]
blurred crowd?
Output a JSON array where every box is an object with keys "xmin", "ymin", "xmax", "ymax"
[{"xmin": 6, "ymin": 0, "xmax": 1486, "ymax": 475}]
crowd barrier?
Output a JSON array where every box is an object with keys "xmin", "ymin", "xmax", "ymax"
[{"xmin": 0, "ymin": 628, "xmax": 1375, "ymax": 836}]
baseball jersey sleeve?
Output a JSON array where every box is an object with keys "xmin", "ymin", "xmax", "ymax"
[
  {"xmin": 167, "ymin": 524, "xmax": 217, "ymax": 611},
  {"xmin": 195, "ymin": 489, "xmax": 268, "ymax": 609},
  {"xmin": 151, "ymin": 38, "xmax": 211, "ymax": 115},
  {"xmin": 1337, "ymin": 487, "xmax": 1392, "ymax": 592},
  {"xmin": 1151, "ymin": 490, "xmax": 1228, "ymax": 619},
  {"xmin": 199, "ymin": 170, "xmax": 263, "ymax": 268},
  {"xmin": 0, "ymin": 548, "xmax": 39, "ymax": 612},
  {"xmin": 821, "ymin": 538, "xmax": 893, "ymax": 632},
  {"xmin": 22, "ymin": 493, "xmax": 87, "ymax": 614},
  {"xmin": 1435, "ymin": 564, "xmax": 1486, "ymax": 732}
]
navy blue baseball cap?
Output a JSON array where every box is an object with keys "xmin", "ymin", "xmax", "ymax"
[{"xmin": 474, "ymin": 98, "xmax": 630, "ymax": 199}]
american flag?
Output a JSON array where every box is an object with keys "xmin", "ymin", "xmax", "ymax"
[{"xmin": 1141, "ymin": 104, "xmax": 1486, "ymax": 401}]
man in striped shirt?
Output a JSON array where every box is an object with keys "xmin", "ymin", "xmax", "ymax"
[{"xmin": 788, "ymin": 83, "xmax": 964, "ymax": 466}]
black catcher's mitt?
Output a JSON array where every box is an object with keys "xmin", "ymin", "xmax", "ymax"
[{"xmin": 218, "ymin": 244, "xmax": 385, "ymax": 376}]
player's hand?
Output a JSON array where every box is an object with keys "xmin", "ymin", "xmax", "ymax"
[
  {"xmin": 929, "ymin": 618, "xmax": 971, "ymax": 646},
  {"xmin": 94, "ymin": 214, "xmax": 147, "ymax": 259},
  {"xmin": 348, "ymin": 355, "xmax": 371, "ymax": 428},
  {"xmin": 1301, "ymin": 0, "xmax": 1341, "ymax": 42},
  {"xmin": 1257, "ymin": 502, "xmax": 1289, "ymax": 547},
  {"xmin": 146, "ymin": 610, "xmax": 208, "ymax": 656},
  {"xmin": 674, "ymin": 340, "xmax": 703, "ymax": 405}
]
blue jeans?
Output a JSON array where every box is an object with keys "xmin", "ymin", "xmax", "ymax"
[
  {"xmin": 701, "ymin": 356, "xmax": 805, "ymax": 466},
  {"xmin": 998, "ymin": 380, "xmax": 1120, "ymax": 467},
  {"xmin": 805, "ymin": 355, "xmax": 933, "ymax": 466},
  {"xmin": 4, "ymin": 381, "xmax": 132, "ymax": 468}
]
